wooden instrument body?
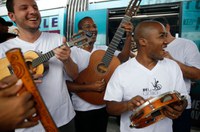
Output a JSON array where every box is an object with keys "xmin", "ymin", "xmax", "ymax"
[
  {"xmin": 0, "ymin": 51, "xmax": 48, "ymax": 80},
  {"xmin": 130, "ymin": 91, "xmax": 186, "ymax": 128},
  {"xmin": 6, "ymin": 48, "xmax": 58, "ymax": 132},
  {"xmin": 75, "ymin": 50, "xmax": 120, "ymax": 105}
]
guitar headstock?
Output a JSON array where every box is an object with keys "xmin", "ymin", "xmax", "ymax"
[
  {"xmin": 125, "ymin": 0, "xmax": 142, "ymax": 17},
  {"xmin": 67, "ymin": 30, "xmax": 92, "ymax": 48}
]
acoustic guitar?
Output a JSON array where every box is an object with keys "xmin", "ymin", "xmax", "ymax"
[
  {"xmin": 74, "ymin": 0, "xmax": 142, "ymax": 105},
  {"xmin": 0, "ymin": 31, "xmax": 91, "ymax": 80}
]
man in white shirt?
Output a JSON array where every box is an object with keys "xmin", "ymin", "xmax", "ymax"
[
  {"xmin": 153, "ymin": 17, "xmax": 200, "ymax": 132},
  {"xmin": 104, "ymin": 20, "xmax": 188, "ymax": 132},
  {"xmin": 0, "ymin": 0, "xmax": 79, "ymax": 131},
  {"xmin": 67, "ymin": 16, "xmax": 133, "ymax": 132}
]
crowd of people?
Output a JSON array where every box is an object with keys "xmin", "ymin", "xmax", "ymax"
[{"xmin": 0, "ymin": 0, "xmax": 200, "ymax": 132}]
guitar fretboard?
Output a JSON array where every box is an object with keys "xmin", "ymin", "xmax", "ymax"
[
  {"xmin": 102, "ymin": 0, "xmax": 141, "ymax": 67},
  {"xmin": 32, "ymin": 42, "xmax": 74, "ymax": 67},
  {"xmin": 31, "ymin": 31, "xmax": 92, "ymax": 68},
  {"xmin": 32, "ymin": 50, "xmax": 54, "ymax": 68},
  {"xmin": 102, "ymin": 15, "xmax": 131, "ymax": 67},
  {"xmin": 31, "ymin": 42, "xmax": 74, "ymax": 68}
]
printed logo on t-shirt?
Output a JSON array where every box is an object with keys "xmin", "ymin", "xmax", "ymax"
[{"xmin": 142, "ymin": 78, "xmax": 162, "ymax": 96}]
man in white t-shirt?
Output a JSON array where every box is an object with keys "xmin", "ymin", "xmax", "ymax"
[
  {"xmin": 67, "ymin": 16, "xmax": 133, "ymax": 132},
  {"xmin": 0, "ymin": 0, "xmax": 79, "ymax": 131},
  {"xmin": 104, "ymin": 20, "xmax": 188, "ymax": 132},
  {"xmin": 153, "ymin": 17, "xmax": 200, "ymax": 132}
]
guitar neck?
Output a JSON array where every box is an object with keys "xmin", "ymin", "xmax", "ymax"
[
  {"xmin": 31, "ymin": 31, "xmax": 91, "ymax": 68},
  {"xmin": 31, "ymin": 42, "xmax": 75, "ymax": 68},
  {"xmin": 102, "ymin": 0, "xmax": 141, "ymax": 67},
  {"xmin": 102, "ymin": 15, "xmax": 131, "ymax": 67},
  {"xmin": 32, "ymin": 50, "xmax": 54, "ymax": 68}
]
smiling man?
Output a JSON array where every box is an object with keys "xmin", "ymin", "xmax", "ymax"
[
  {"xmin": 0, "ymin": 0, "xmax": 79, "ymax": 131},
  {"xmin": 104, "ymin": 20, "xmax": 188, "ymax": 132}
]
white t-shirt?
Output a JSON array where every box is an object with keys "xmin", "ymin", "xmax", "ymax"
[
  {"xmin": 165, "ymin": 38, "xmax": 200, "ymax": 109},
  {"xmin": 0, "ymin": 32, "xmax": 75, "ymax": 132},
  {"xmin": 104, "ymin": 58, "xmax": 188, "ymax": 132},
  {"xmin": 71, "ymin": 44, "xmax": 120, "ymax": 111}
]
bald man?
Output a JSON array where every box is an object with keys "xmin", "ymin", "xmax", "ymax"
[
  {"xmin": 104, "ymin": 20, "xmax": 188, "ymax": 132},
  {"xmin": 153, "ymin": 17, "xmax": 200, "ymax": 132}
]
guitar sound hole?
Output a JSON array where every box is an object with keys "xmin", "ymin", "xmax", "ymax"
[
  {"xmin": 26, "ymin": 61, "xmax": 34, "ymax": 72},
  {"xmin": 97, "ymin": 63, "xmax": 107, "ymax": 74},
  {"xmin": 8, "ymin": 65, "xmax": 14, "ymax": 74}
]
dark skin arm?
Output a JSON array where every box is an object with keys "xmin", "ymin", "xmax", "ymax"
[
  {"xmin": 164, "ymin": 51, "xmax": 200, "ymax": 80},
  {"xmin": 117, "ymin": 22, "xmax": 133, "ymax": 63},
  {"xmin": 0, "ymin": 75, "xmax": 38, "ymax": 131},
  {"xmin": 67, "ymin": 80, "xmax": 106, "ymax": 93},
  {"xmin": 106, "ymin": 95, "xmax": 145, "ymax": 116},
  {"xmin": 175, "ymin": 61, "xmax": 200, "ymax": 80},
  {"xmin": 163, "ymin": 99, "xmax": 188, "ymax": 119}
]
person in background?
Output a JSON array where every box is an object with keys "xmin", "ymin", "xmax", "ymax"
[
  {"xmin": 0, "ymin": 75, "xmax": 38, "ymax": 132},
  {"xmin": 0, "ymin": 16, "xmax": 17, "ymax": 43},
  {"xmin": 0, "ymin": 17, "xmax": 12, "ymax": 34},
  {"xmin": 66, "ymin": 16, "xmax": 133, "ymax": 132},
  {"xmin": 104, "ymin": 20, "xmax": 188, "ymax": 132},
  {"xmin": 78, "ymin": 16, "xmax": 132, "ymax": 63},
  {"xmin": 152, "ymin": 17, "xmax": 200, "ymax": 132},
  {"xmin": 0, "ymin": 0, "xmax": 79, "ymax": 131}
]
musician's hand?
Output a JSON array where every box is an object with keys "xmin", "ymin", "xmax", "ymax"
[
  {"xmin": 29, "ymin": 70, "xmax": 43, "ymax": 84},
  {"xmin": 163, "ymin": 51, "xmax": 174, "ymax": 60},
  {"xmin": 90, "ymin": 80, "xmax": 106, "ymax": 92},
  {"xmin": 0, "ymin": 74, "xmax": 17, "ymax": 88},
  {"xmin": 15, "ymin": 91, "xmax": 38, "ymax": 129},
  {"xmin": 163, "ymin": 100, "xmax": 187, "ymax": 119},
  {"xmin": 32, "ymin": 74, "xmax": 43, "ymax": 84},
  {"xmin": 53, "ymin": 45, "xmax": 71, "ymax": 63},
  {"xmin": 127, "ymin": 95, "xmax": 145, "ymax": 111},
  {"xmin": 121, "ymin": 22, "xmax": 133, "ymax": 36},
  {"xmin": 0, "ymin": 78, "xmax": 38, "ymax": 131}
]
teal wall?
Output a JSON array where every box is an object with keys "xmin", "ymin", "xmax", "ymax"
[
  {"xmin": 181, "ymin": 0, "xmax": 200, "ymax": 51},
  {"xmin": 181, "ymin": 1, "xmax": 200, "ymax": 128},
  {"xmin": 89, "ymin": 0, "xmax": 191, "ymax": 10}
]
